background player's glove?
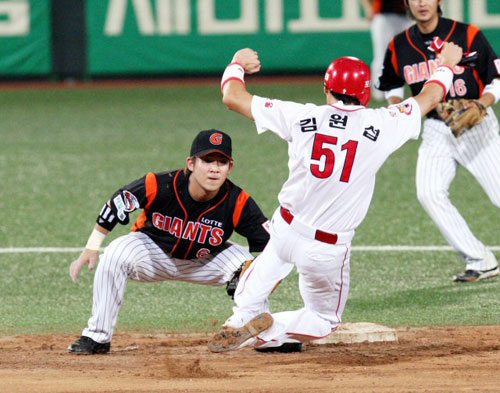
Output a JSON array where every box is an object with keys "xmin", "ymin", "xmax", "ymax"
[
  {"xmin": 226, "ymin": 259, "xmax": 254, "ymax": 299},
  {"xmin": 436, "ymin": 99, "xmax": 487, "ymax": 137}
]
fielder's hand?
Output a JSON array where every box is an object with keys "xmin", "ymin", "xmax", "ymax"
[
  {"xmin": 69, "ymin": 248, "xmax": 99, "ymax": 282},
  {"xmin": 232, "ymin": 48, "xmax": 261, "ymax": 74}
]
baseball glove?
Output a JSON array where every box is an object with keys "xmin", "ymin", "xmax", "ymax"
[
  {"xmin": 436, "ymin": 99, "xmax": 488, "ymax": 137},
  {"xmin": 226, "ymin": 259, "xmax": 254, "ymax": 299},
  {"xmin": 226, "ymin": 259, "xmax": 283, "ymax": 299}
]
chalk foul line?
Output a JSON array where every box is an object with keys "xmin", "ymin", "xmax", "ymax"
[{"xmin": 0, "ymin": 246, "xmax": 499, "ymax": 254}]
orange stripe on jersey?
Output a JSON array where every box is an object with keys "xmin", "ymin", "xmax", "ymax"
[
  {"xmin": 473, "ymin": 69, "xmax": 485, "ymax": 94},
  {"xmin": 466, "ymin": 25, "xmax": 480, "ymax": 51},
  {"xmin": 131, "ymin": 172, "xmax": 158, "ymax": 232},
  {"xmin": 443, "ymin": 21, "xmax": 457, "ymax": 43},
  {"xmin": 389, "ymin": 39, "xmax": 399, "ymax": 77},
  {"xmin": 406, "ymin": 30, "xmax": 428, "ymax": 62},
  {"xmin": 373, "ymin": 0, "xmax": 382, "ymax": 14},
  {"xmin": 131, "ymin": 211, "xmax": 147, "ymax": 231},
  {"xmin": 144, "ymin": 172, "xmax": 158, "ymax": 209},
  {"xmin": 233, "ymin": 190, "xmax": 250, "ymax": 228}
]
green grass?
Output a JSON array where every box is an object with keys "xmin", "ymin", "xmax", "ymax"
[{"xmin": 0, "ymin": 83, "xmax": 499, "ymax": 335}]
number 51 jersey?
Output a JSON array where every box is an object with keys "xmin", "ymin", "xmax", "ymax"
[{"xmin": 251, "ymin": 95, "xmax": 421, "ymax": 233}]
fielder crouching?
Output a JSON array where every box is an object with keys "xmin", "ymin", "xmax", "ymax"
[{"xmin": 68, "ymin": 129, "xmax": 270, "ymax": 355}]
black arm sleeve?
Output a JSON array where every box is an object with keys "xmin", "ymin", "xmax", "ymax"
[
  {"xmin": 377, "ymin": 43, "xmax": 406, "ymax": 92},
  {"xmin": 234, "ymin": 197, "xmax": 270, "ymax": 253},
  {"xmin": 96, "ymin": 174, "xmax": 150, "ymax": 231},
  {"xmin": 471, "ymin": 30, "xmax": 500, "ymax": 85}
]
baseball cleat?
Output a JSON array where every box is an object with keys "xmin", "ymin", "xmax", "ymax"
[
  {"xmin": 67, "ymin": 336, "xmax": 110, "ymax": 355},
  {"xmin": 255, "ymin": 342, "xmax": 303, "ymax": 353},
  {"xmin": 453, "ymin": 266, "xmax": 499, "ymax": 282},
  {"xmin": 208, "ymin": 313, "xmax": 273, "ymax": 353}
]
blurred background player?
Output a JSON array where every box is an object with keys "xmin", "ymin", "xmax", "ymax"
[
  {"xmin": 360, "ymin": 0, "xmax": 411, "ymax": 101},
  {"xmin": 377, "ymin": 0, "xmax": 500, "ymax": 282},
  {"xmin": 207, "ymin": 41, "xmax": 463, "ymax": 352},
  {"xmin": 68, "ymin": 129, "xmax": 270, "ymax": 354}
]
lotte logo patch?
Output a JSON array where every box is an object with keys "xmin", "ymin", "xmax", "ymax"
[{"xmin": 209, "ymin": 133, "xmax": 223, "ymax": 145}]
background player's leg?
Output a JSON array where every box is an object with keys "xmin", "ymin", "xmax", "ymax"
[
  {"xmin": 417, "ymin": 121, "xmax": 491, "ymax": 271},
  {"xmin": 453, "ymin": 112, "xmax": 500, "ymax": 272},
  {"xmin": 455, "ymin": 110, "xmax": 500, "ymax": 210},
  {"xmin": 370, "ymin": 14, "xmax": 411, "ymax": 101},
  {"xmin": 370, "ymin": 13, "xmax": 386, "ymax": 101}
]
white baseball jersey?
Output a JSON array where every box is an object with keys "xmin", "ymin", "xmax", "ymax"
[
  {"xmin": 224, "ymin": 96, "xmax": 423, "ymax": 348},
  {"xmin": 252, "ymin": 95, "xmax": 422, "ymax": 232}
]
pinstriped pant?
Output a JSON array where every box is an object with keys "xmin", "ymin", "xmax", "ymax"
[
  {"xmin": 82, "ymin": 231, "xmax": 253, "ymax": 343},
  {"xmin": 416, "ymin": 108, "xmax": 500, "ymax": 271}
]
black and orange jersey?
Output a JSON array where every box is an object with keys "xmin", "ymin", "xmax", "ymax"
[
  {"xmin": 377, "ymin": 17, "xmax": 500, "ymax": 119},
  {"xmin": 373, "ymin": 0, "xmax": 406, "ymax": 15},
  {"xmin": 97, "ymin": 169, "xmax": 270, "ymax": 259}
]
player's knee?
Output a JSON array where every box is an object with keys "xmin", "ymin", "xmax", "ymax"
[
  {"xmin": 416, "ymin": 185, "xmax": 447, "ymax": 208},
  {"xmin": 99, "ymin": 239, "xmax": 128, "ymax": 271}
]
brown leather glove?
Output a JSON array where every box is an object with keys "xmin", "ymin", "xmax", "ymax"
[{"xmin": 436, "ymin": 99, "xmax": 488, "ymax": 137}]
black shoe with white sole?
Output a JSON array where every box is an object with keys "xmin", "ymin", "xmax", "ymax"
[
  {"xmin": 255, "ymin": 342, "xmax": 303, "ymax": 353},
  {"xmin": 453, "ymin": 266, "xmax": 499, "ymax": 282},
  {"xmin": 67, "ymin": 336, "xmax": 110, "ymax": 354}
]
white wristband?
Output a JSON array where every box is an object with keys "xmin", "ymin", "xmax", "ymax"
[
  {"xmin": 221, "ymin": 62, "xmax": 245, "ymax": 92},
  {"xmin": 85, "ymin": 228, "xmax": 106, "ymax": 251},
  {"xmin": 423, "ymin": 65, "xmax": 454, "ymax": 97},
  {"xmin": 384, "ymin": 87, "xmax": 405, "ymax": 100},
  {"xmin": 483, "ymin": 78, "xmax": 500, "ymax": 105}
]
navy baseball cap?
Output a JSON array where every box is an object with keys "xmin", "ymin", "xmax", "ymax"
[{"xmin": 190, "ymin": 129, "xmax": 232, "ymax": 160}]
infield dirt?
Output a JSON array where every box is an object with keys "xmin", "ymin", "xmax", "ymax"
[{"xmin": 1, "ymin": 326, "xmax": 499, "ymax": 393}]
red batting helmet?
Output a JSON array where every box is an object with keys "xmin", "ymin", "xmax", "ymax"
[{"xmin": 324, "ymin": 57, "xmax": 371, "ymax": 106}]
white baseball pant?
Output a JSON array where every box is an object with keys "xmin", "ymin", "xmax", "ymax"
[
  {"xmin": 371, "ymin": 13, "xmax": 411, "ymax": 100},
  {"xmin": 416, "ymin": 108, "xmax": 500, "ymax": 271},
  {"xmin": 82, "ymin": 231, "xmax": 253, "ymax": 343},
  {"xmin": 227, "ymin": 208, "xmax": 352, "ymax": 348}
]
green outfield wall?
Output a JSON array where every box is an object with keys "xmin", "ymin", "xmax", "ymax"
[
  {"xmin": 84, "ymin": 0, "xmax": 500, "ymax": 75},
  {"xmin": 0, "ymin": 0, "xmax": 51, "ymax": 75},
  {"xmin": 0, "ymin": 0, "xmax": 499, "ymax": 77}
]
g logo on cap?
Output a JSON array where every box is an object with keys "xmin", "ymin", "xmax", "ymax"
[{"xmin": 209, "ymin": 133, "xmax": 223, "ymax": 145}]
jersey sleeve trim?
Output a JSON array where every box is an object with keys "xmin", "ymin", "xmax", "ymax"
[
  {"xmin": 233, "ymin": 190, "xmax": 250, "ymax": 228},
  {"xmin": 131, "ymin": 211, "xmax": 147, "ymax": 232},
  {"xmin": 389, "ymin": 39, "xmax": 399, "ymax": 77},
  {"xmin": 466, "ymin": 25, "xmax": 480, "ymax": 51},
  {"xmin": 144, "ymin": 172, "xmax": 158, "ymax": 209},
  {"xmin": 131, "ymin": 172, "xmax": 158, "ymax": 232}
]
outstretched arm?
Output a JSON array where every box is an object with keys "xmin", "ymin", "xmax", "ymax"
[
  {"xmin": 414, "ymin": 42, "xmax": 463, "ymax": 116},
  {"xmin": 221, "ymin": 48, "xmax": 261, "ymax": 120}
]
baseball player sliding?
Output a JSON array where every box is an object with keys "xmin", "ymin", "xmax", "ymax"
[
  {"xmin": 68, "ymin": 130, "xmax": 270, "ymax": 354},
  {"xmin": 378, "ymin": 0, "xmax": 500, "ymax": 282},
  {"xmin": 207, "ymin": 41, "xmax": 463, "ymax": 353}
]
